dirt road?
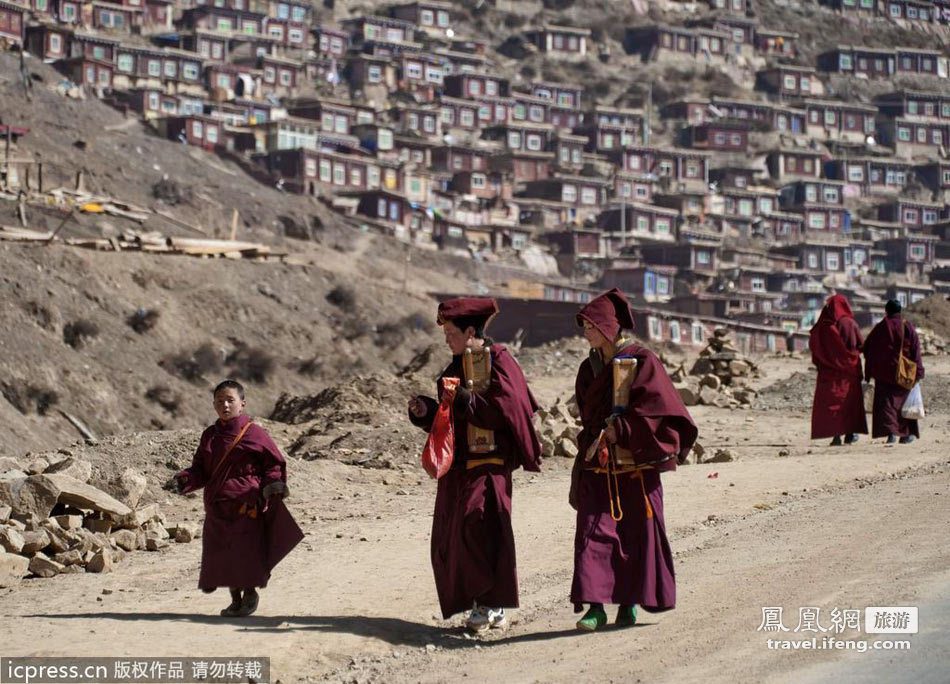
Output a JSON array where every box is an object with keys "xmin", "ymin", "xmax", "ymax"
[{"xmin": 4, "ymin": 390, "xmax": 949, "ymax": 683}]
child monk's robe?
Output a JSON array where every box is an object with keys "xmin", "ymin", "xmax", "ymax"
[{"xmin": 178, "ymin": 414, "xmax": 303, "ymax": 591}]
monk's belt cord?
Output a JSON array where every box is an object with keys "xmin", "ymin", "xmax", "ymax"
[{"xmin": 466, "ymin": 457, "xmax": 505, "ymax": 470}]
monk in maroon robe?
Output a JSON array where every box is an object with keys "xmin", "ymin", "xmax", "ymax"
[
  {"xmin": 408, "ymin": 297, "xmax": 541, "ymax": 633},
  {"xmin": 177, "ymin": 380, "xmax": 304, "ymax": 617},
  {"xmin": 863, "ymin": 300, "xmax": 924, "ymax": 444},
  {"xmin": 809, "ymin": 294, "xmax": 868, "ymax": 446},
  {"xmin": 570, "ymin": 288, "xmax": 697, "ymax": 632}
]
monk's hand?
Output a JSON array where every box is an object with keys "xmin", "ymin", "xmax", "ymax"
[
  {"xmin": 263, "ymin": 481, "xmax": 289, "ymax": 500},
  {"xmin": 408, "ymin": 396, "xmax": 427, "ymax": 418},
  {"xmin": 604, "ymin": 423, "xmax": 618, "ymax": 445}
]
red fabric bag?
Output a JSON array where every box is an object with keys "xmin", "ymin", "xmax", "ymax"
[{"xmin": 421, "ymin": 377, "xmax": 458, "ymax": 479}]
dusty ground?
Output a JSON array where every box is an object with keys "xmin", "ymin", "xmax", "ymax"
[{"xmin": 2, "ymin": 355, "xmax": 948, "ymax": 684}]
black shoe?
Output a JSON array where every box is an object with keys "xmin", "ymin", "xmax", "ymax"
[
  {"xmin": 886, "ymin": 435, "xmax": 898, "ymax": 444},
  {"xmin": 899, "ymin": 435, "xmax": 916, "ymax": 444},
  {"xmin": 830, "ymin": 436, "xmax": 843, "ymax": 446},
  {"xmin": 845, "ymin": 433, "xmax": 858, "ymax": 445},
  {"xmin": 220, "ymin": 589, "xmax": 242, "ymax": 617}
]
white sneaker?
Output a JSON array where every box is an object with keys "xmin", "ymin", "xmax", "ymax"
[{"xmin": 466, "ymin": 606, "xmax": 507, "ymax": 632}]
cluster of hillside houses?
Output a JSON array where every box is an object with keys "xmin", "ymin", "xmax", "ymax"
[{"xmin": 2, "ymin": 0, "xmax": 950, "ymax": 351}]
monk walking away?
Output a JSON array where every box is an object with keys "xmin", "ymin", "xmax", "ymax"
[
  {"xmin": 407, "ymin": 298, "xmax": 542, "ymax": 633},
  {"xmin": 863, "ymin": 300, "xmax": 924, "ymax": 444},
  {"xmin": 570, "ymin": 289, "xmax": 697, "ymax": 632},
  {"xmin": 176, "ymin": 380, "xmax": 304, "ymax": 617},
  {"xmin": 809, "ymin": 294, "xmax": 868, "ymax": 446}
]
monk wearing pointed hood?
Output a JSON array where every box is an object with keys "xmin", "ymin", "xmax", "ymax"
[
  {"xmin": 570, "ymin": 289, "xmax": 697, "ymax": 632},
  {"xmin": 407, "ymin": 297, "xmax": 541, "ymax": 633},
  {"xmin": 809, "ymin": 294, "xmax": 868, "ymax": 446}
]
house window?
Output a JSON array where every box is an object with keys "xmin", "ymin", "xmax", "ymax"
[
  {"xmin": 304, "ymin": 158, "xmax": 317, "ymax": 177},
  {"xmin": 560, "ymin": 146, "xmax": 570, "ymax": 163},
  {"xmin": 292, "ymin": 6, "xmax": 306, "ymax": 21},
  {"xmin": 333, "ymin": 164, "xmax": 345, "ymax": 186},
  {"xmin": 468, "ymin": 79, "xmax": 481, "ymax": 96},
  {"xmin": 212, "ymin": 43, "xmax": 223, "ymax": 59},
  {"xmin": 826, "ymin": 253, "xmax": 839, "ymax": 270},
  {"xmin": 513, "ymin": 104, "xmax": 526, "ymax": 120},
  {"xmin": 800, "ymin": 77, "xmax": 810, "ymax": 92},
  {"xmin": 350, "ymin": 168, "xmax": 362, "ymax": 187},
  {"xmin": 367, "ymin": 166, "xmax": 380, "ymax": 188},
  {"xmin": 377, "ymin": 198, "xmax": 387, "ymax": 217},
  {"xmin": 526, "ymin": 134, "xmax": 542, "ymax": 151},
  {"xmin": 92, "ymin": 46, "xmax": 106, "ymax": 60},
  {"xmin": 367, "ymin": 65, "xmax": 382, "ymax": 83},
  {"xmin": 669, "ymin": 321, "xmax": 680, "ymax": 342},
  {"xmin": 117, "ymin": 54, "xmax": 133, "ymax": 72},
  {"xmin": 529, "ymin": 105, "xmax": 544, "ymax": 122},
  {"xmin": 572, "ymin": 148, "xmax": 582, "ymax": 164},
  {"xmin": 751, "ymin": 277, "xmax": 765, "ymax": 292},
  {"xmin": 163, "ymin": 61, "xmax": 177, "ymax": 78},
  {"xmin": 206, "ymin": 126, "xmax": 218, "ymax": 143},
  {"xmin": 648, "ymin": 317, "xmax": 661, "ymax": 341},
  {"xmin": 148, "ymin": 60, "xmax": 161, "ymax": 77},
  {"xmin": 406, "ymin": 62, "xmax": 423, "ymax": 79},
  {"xmin": 147, "ymin": 92, "xmax": 159, "ymax": 110},
  {"xmin": 823, "ymin": 187, "xmax": 839, "ymax": 203},
  {"xmin": 692, "ymin": 323, "xmax": 704, "ymax": 345},
  {"xmin": 460, "ymin": 110, "xmax": 474, "ymax": 126},
  {"xmin": 278, "ymin": 69, "xmax": 292, "ymax": 86},
  {"xmin": 903, "ymin": 209, "xmax": 918, "ymax": 223},
  {"xmin": 714, "ymin": 132, "xmax": 726, "ymax": 145},
  {"xmin": 478, "ymin": 105, "xmax": 491, "ymax": 121},
  {"xmin": 917, "ymin": 127, "xmax": 928, "ymax": 143},
  {"xmin": 562, "ymin": 185, "xmax": 577, "ymax": 202},
  {"xmin": 636, "ymin": 216, "xmax": 649, "ymax": 232},
  {"xmin": 269, "ymin": 26, "xmax": 283, "ymax": 39},
  {"xmin": 423, "ymin": 116, "xmax": 435, "ymax": 133},
  {"xmin": 897, "ymin": 126, "xmax": 911, "ymax": 141},
  {"xmin": 183, "ymin": 63, "xmax": 199, "ymax": 80},
  {"xmin": 627, "ymin": 155, "xmax": 641, "ymax": 171},
  {"xmin": 264, "ymin": 66, "xmax": 276, "ymax": 82},
  {"xmin": 807, "ymin": 253, "xmax": 819, "ymax": 268},
  {"xmin": 783, "ymin": 74, "xmax": 797, "ymax": 90},
  {"xmin": 485, "ymin": 80, "xmax": 498, "ymax": 96},
  {"xmin": 656, "ymin": 218, "xmax": 671, "ymax": 234},
  {"xmin": 334, "ymin": 115, "xmax": 347, "ymax": 134},
  {"xmin": 659, "ymin": 160, "xmax": 673, "ymax": 176},
  {"xmin": 840, "ymin": 54, "xmax": 853, "ymax": 69},
  {"xmin": 63, "ymin": 4, "xmax": 75, "ymax": 20},
  {"xmin": 934, "ymin": 131, "xmax": 943, "ymax": 145},
  {"xmin": 738, "ymin": 199, "xmax": 753, "ymax": 216},
  {"xmin": 437, "ymin": 10, "xmax": 449, "ymax": 27},
  {"xmin": 829, "ymin": 213, "xmax": 840, "ymax": 228},
  {"xmin": 193, "ymin": 121, "xmax": 203, "ymax": 138},
  {"xmin": 580, "ymin": 187, "xmax": 596, "ymax": 205},
  {"xmin": 471, "ymin": 174, "xmax": 486, "ymax": 189},
  {"xmin": 910, "ymin": 244, "xmax": 927, "ymax": 259},
  {"xmin": 420, "ymin": 9, "xmax": 434, "ymax": 25},
  {"xmin": 507, "ymin": 131, "xmax": 522, "ymax": 148},
  {"xmin": 809, "ymin": 213, "xmax": 826, "ymax": 229},
  {"xmin": 922, "ymin": 210, "xmax": 937, "ymax": 224}
]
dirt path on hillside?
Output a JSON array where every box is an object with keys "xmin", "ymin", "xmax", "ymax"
[{"xmin": 3, "ymin": 376, "xmax": 950, "ymax": 684}]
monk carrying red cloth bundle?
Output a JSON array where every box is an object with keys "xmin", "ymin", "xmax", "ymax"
[{"xmin": 408, "ymin": 297, "xmax": 541, "ymax": 633}]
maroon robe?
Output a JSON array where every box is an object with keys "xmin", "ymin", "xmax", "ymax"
[
  {"xmin": 571, "ymin": 343, "xmax": 697, "ymax": 612},
  {"xmin": 177, "ymin": 414, "xmax": 304, "ymax": 591},
  {"xmin": 863, "ymin": 315, "xmax": 924, "ymax": 439},
  {"xmin": 809, "ymin": 295, "xmax": 868, "ymax": 439},
  {"xmin": 410, "ymin": 344, "xmax": 541, "ymax": 618}
]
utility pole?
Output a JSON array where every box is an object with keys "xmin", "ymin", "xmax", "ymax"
[
  {"xmin": 645, "ymin": 82, "xmax": 652, "ymax": 146},
  {"xmin": 620, "ymin": 124, "xmax": 626, "ymax": 258}
]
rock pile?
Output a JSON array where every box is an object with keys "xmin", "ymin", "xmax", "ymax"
[
  {"xmin": 917, "ymin": 328, "xmax": 948, "ymax": 356},
  {"xmin": 0, "ymin": 456, "xmax": 194, "ymax": 586},
  {"xmin": 534, "ymin": 395, "xmax": 582, "ymax": 459},
  {"xmin": 672, "ymin": 328, "xmax": 761, "ymax": 409}
]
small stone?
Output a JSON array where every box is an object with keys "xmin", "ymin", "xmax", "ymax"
[
  {"xmin": 173, "ymin": 523, "xmax": 198, "ymax": 543},
  {"xmin": 113, "ymin": 469, "xmax": 148, "ymax": 509},
  {"xmin": 556, "ymin": 438, "xmax": 578, "ymax": 459},
  {"xmin": 53, "ymin": 549, "xmax": 83, "ymax": 566},
  {"xmin": 145, "ymin": 536, "xmax": 168, "ymax": 551},
  {"xmin": 84, "ymin": 518, "xmax": 113, "ymax": 534},
  {"xmin": 425, "ymin": 644, "xmax": 436, "ymax": 653},
  {"xmin": 706, "ymin": 449, "xmax": 737, "ymax": 463},
  {"xmin": 43, "ymin": 458, "xmax": 93, "ymax": 484},
  {"xmin": 53, "ymin": 515, "xmax": 83, "ymax": 530},
  {"xmin": 778, "ymin": 448, "xmax": 791, "ymax": 457},
  {"xmin": 0, "ymin": 504, "xmax": 11, "ymax": 522},
  {"xmin": 700, "ymin": 374, "xmax": 721, "ymax": 391}
]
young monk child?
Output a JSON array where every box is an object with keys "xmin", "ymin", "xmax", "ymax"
[{"xmin": 176, "ymin": 379, "xmax": 303, "ymax": 617}]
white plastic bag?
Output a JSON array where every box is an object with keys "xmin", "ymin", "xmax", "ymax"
[{"xmin": 901, "ymin": 383, "xmax": 925, "ymax": 420}]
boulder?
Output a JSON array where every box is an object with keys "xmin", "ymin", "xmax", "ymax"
[
  {"xmin": 0, "ymin": 504, "xmax": 10, "ymax": 522},
  {"xmin": 0, "ymin": 527, "xmax": 25, "ymax": 554},
  {"xmin": 690, "ymin": 357, "xmax": 713, "ymax": 376},
  {"xmin": 20, "ymin": 529, "xmax": 51, "ymax": 554},
  {"xmin": 729, "ymin": 360, "xmax": 751, "ymax": 376},
  {"xmin": 29, "ymin": 552, "xmax": 64, "ymax": 578},
  {"xmin": 0, "ymin": 552, "xmax": 30, "ymax": 587},
  {"xmin": 112, "ymin": 468, "xmax": 148, "ymax": 509},
  {"xmin": 144, "ymin": 521, "xmax": 169, "ymax": 540},
  {"xmin": 0, "ymin": 470, "xmax": 28, "ymax": 509},
  {"xmin": 10, "ymin": 475, "xmax": 61, "ymax": 519},
  {"xmin": 53, "ymin": 549, "xmax": 83, "ymax": 566},
  {"xmin": 145, "ymin": 535, "xmax": 168, "ymax": 551},
  {"xmin": 111, "ymin": 529, "xmax": 139, "ymax": 552},
  {"xmin": 43, "ymin": 458, "xmax": 93, "ymax": 484},
  {"xmin": 556, "ymin": 438, "xmax": 579, "ymax": 459},
  {"xmin": 24, "ymin": 458, "xmax": 50, "ymax": 475},
  {"xmin": 85, "ymin": 549, "xmax": 113, "ymax": 573},
  {"xmin": 173, "ymin": 523, "xmax": 198, "ymax": 543},
  {"xmin": 565, "ymin": 395, "xmax": 580, "ymax": 419},
  {"xmin": 53, "ymin": 515, "xmax": 83, "ymax": 531},
  {"xmin": 113, "ymin": 503, "xmax": 164, "ymax": 529},
  {"xmin": 0, "ymin": 457, "xmax": 21, "ymax": 473},
  {"xmin": 700, "ymin": 374, "xmax": 721, "ymax": 391},
  {"xmin": 676, "ymin": 385, "xmax": 700, "ymax": 407},
  {"xmin": 84, "ymin": 518, "xmax": 113, "ymax": 534},
  {"xmin": 698, "ymin": 386, "xmax": 719, "ymax": 405},
  {"xmin": 44, "ymin": 474, "xmax": 131, "ymax": 517},
  {"xmin": 39, "ymin": 524, "xmax": 70, "ymax": 554}
]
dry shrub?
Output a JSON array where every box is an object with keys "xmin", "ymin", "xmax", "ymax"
[
  {"xmin": 127, "ymin": 308, "xmax": 160, "ymax": 334},
  {"xmin": 22, "ymin": 300, "xmax": 55, "ymax": 331},
  {"xmin": 162, "ymin": 343, "xmax": 222, "ymax": 381},
  {"xmin": 326, "ymin": 284, "xmax": 357, "ymax": 312},
  {"xmin": 227, "ymin": 346, "xmax": 276, "ymax": 383},
  {"xmin": 145, "ymin": 385, "xmax": 181, "ymax": 415},
  {"xmin": 63, "ymin": 319, "xmax": 99, "ymax": 349},
  {"xmin": 0, "ymin": 380, "xmax": 59, "ymax": 415}
]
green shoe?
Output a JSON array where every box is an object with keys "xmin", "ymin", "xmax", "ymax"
[
  {"xmin": 576, "ymin": 606, "xmax": 608, "ymax": 632},
  {"xmin": 616, "ymin": 605, "xmax": 638, "ymax": 627}
]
